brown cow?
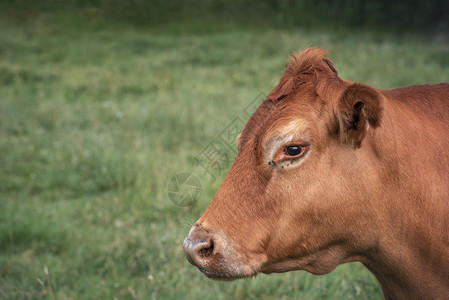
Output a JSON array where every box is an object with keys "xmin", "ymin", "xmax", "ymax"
[{"xmin": 183, "ymin": 48, "xmax": 449, "ymax": 299}]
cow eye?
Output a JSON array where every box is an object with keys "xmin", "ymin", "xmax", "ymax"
[{"xmin": 285, "ymin": 145, "xmax": 303, "ymax": 156}]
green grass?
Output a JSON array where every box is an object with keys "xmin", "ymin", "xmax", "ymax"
[{"xmin": 0, "ymin": 12, "xmax": 448, "ymax": 300}]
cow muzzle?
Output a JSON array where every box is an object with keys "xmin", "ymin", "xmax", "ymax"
[
  {"xmin": 183, "ymin": 223, "xmax": 260, "ymax": 280},
  {"xmin": 183, "ymin": 225, "xmax": 214, "ymax": 266}
]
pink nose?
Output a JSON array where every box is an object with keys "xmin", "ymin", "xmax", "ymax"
[{"xmin": 183, "ymin": 224, "xmax": 215, "ymax": 267}]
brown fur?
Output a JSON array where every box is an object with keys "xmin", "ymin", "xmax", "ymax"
[
  {"xmin": 267, "ymin": 48, "xmax": 344, "ymax": 104},
  {"xmin": 184, "ymin": 48, "xmax": 449, "ymax": 299}
]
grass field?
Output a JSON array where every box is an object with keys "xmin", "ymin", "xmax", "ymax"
[{"xmin": 0, "ymin": 10, "xmax": 448, "ymax": 300}]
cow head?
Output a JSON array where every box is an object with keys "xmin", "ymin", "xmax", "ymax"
[{"xmin": 183, "ymin": 48, "xmax": 385, "ymax": 280}]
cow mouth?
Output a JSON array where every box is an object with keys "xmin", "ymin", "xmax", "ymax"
[
  {"xmin": 198, "ymin": 268, "xmax": 235, "ymax": 281},
  {"xmin": 197, "ymin": 265, "xmax": 258, "ymax": 281}
]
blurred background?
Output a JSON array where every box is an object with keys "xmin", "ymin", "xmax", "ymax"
[{"xmin": 1, "ymin": 1, "xmax": 448, "ymax": 299}]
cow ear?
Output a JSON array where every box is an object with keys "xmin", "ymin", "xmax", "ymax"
[{"xmin": 335, "ymin": 83, "xmax": 383, "ymax": 148}]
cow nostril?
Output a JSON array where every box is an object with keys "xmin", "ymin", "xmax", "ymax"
[{"xmin": 198, "ymin": 239, "xmax": 214, "ymax": 258}]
